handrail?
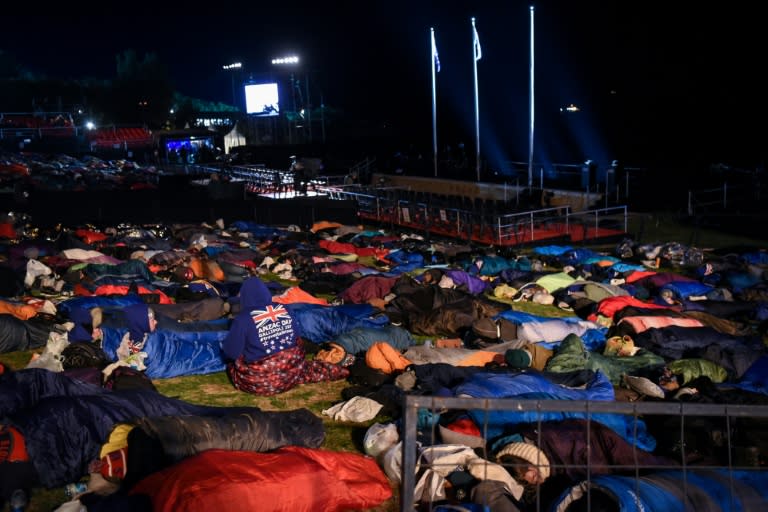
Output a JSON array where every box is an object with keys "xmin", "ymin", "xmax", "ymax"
[
  {"xmin": 318, "ymin": 187, "xmax": 626, "ymax": 245},
  {"xmin": 348, "ymin": 156, "xmax": 377, "ymax": 177},
  {"xmin": 687, "ymin": 183, "xmax": 736, "ymax": 216},
  {"xmin": 568, "ymin": 205, "xmax": 629, "ymax": 234}
]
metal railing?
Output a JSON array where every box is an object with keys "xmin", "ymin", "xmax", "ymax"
[
  {"xmin": 501, "ymin": 161, "xmax": 645, "ymax": 196},
  {"xmin": 318, "ymin": 186, "xmax": 626, "ymax": 245},
  {"xmin": 687, "ymin": 176, "xmax": 764, "ymax": 216},
  {"xmin": 567, "ymin": 206, "xmax": 629, "ymax": 240},
  {"xmin": 0, "ymin": 126, "xmax": 79, "ymax": 139},
  {"xmin": 349, "ymin": 156, "xmax": 377, "ymax": 178},
  {"xmin": 400, "ymin": 395, "xmax": 768, "ymax": 511},
  {"xmin": 688, "ymin": 183, "xmax": 731, "ymax": 216},
  {"xmin": 496, "ymin": 206, "xmax": 571, "ymax": 244}
]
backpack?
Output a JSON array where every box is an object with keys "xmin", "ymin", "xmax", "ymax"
[
  {"xmin": 346, "ymin": 357, "xmax": 392, "ymax": 388},
  {"xmin": 61, "ymin": 342, "xmax": 110, "ymax": 370}
]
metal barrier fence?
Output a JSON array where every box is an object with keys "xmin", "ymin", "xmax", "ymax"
[
  {"xmin": 320, "ymin": 186, "xmax": 627, "ymax": 245},
  {"xmin": 567, "ymin": 206, "xmax": 629, "ymax": 241},
  {"xmin": 687, "ymin": 184, "xmax": 732, "ymax": 216},
  {"xmin": 496, "ymin": 206, "xmax": 571, "ymax": 245},
  {"xmin": 228, "ymin": 165, "xmax": 294, "ymax": 194},
  {"xmin": 149, "ymin": 165, "xmax": 629, "ymax": 243},
  {"xmin": 400, "ymin": 395, "xmax": 768, "ymax": 511},
  {"xmin": 168, "ymin": 164, "xmax": 345, "ymax": 196},
  {"xmin": 0, "ymin": 126, "xmax": 79, "ymax": 139}
]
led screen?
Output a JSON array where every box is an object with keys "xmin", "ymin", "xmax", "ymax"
[{"xmin": 245, "ymin": 83, "xmax": 280, "ymax": 116}]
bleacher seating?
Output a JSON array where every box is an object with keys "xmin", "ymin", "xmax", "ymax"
[
  {"xmin": 0, "ymin": 114, "xmax": 76, "ymax": 138},
  {"xmin": 88, "ymin": 127, "xmax": 153, "ymax": 149}
]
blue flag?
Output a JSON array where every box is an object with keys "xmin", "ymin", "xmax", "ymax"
[
  {"xmin": 431, "ymin": 30, "xmax": 441, "ymax": 72},
  {"xmin": 473, "ymin": 24, "xmax": 482, "ymax": 61}
]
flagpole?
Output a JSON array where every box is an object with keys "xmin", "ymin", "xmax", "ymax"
[
  {"xmin": 472, "ymin": 17, "xmax": 481, "ymax": 182},
  {"xmin": 528, "ymin": 5, "xmax": 535, "ymax": 188},
  {"xmin": 431, "ymin": 27, "xmax": 438, "ymax": 178}
]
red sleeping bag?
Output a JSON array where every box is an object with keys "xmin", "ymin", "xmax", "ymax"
[{"xmin": 130, "ymin": 446, "xmax": 393, "ymax": 512}]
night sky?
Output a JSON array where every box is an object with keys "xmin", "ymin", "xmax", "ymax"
[{"xmin": 3, "ymin": 1, "xmax": 765, "ymax": 170}]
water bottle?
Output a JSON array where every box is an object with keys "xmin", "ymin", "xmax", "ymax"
[{"xmin": 9, "ymin": 488, "xmax": 27, "ymax": 512}]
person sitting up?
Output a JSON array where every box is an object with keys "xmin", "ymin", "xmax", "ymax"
[{"xmin": 221, "ymin": 277, "xmax": 349, "ymax": 396}]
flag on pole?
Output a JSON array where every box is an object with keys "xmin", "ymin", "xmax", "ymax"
[
  {"xmin": 431, "ymin": 30, "xmax": 441, "ymax": 72},
  {"xmin": 473, "ymin": 23, "xmax": 482, "ymax": 61}
]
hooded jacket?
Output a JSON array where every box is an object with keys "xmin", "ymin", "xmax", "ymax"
[
  {"xmin": 68, "ymin": 307, "xmax": 102, "ymax": 343},
  {"xmin": 124, "ymin": 303, "xmax": 152, "ymax": 344},
  {"xmin": 221, "ymin": 277, "xmax": 299, "ymax": 363},
  {"xmin": 115, "ymin": 303, "xmax": 154, "ymax": 370}
]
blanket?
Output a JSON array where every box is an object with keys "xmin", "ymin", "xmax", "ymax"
[{"xmin": 454, "ymin": 370, "xmax": 656, "ymax": 451}]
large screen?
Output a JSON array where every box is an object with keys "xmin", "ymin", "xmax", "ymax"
[{"xmin": 245, "ymin": 83, "xmax": 280, "ymax": 116}]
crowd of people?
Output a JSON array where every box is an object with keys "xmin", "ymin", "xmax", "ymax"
[{"xmin": 1, "ymin": 203, "xmax": 767, "ymax": 511}]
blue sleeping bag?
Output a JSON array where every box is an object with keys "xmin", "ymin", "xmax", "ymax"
[
  {"xmin": 550, "ymin": 469, "xmax": 768, "ymax": 512},
  {"xmin": 284, "ymin": 303, "xmax": 389, "ymax": 343},
  {"xmin": 454, "ymin": 370, "xmax": 656, "ymax": 452},
  {"xmin": 101, "ymin": 326, "xmax": 227, "ymax": 379}
]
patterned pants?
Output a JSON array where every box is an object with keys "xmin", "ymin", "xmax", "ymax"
[{"xmin": 228, "ymin": 345, "xmax": 349, "ymax": 396}]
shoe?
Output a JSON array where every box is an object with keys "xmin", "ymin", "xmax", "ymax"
[{"xmin": 623, "ymin": 375, "xmax": 665, "ymax": 399}]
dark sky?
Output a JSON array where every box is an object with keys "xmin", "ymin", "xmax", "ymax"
[{"xmin": 3, "ymin": 1, "xmax": 765, "ymax": 169}]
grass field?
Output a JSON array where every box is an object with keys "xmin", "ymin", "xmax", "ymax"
[{"xmin": 0, "ymin": 210, "xmax": 763, "ymax": 512}]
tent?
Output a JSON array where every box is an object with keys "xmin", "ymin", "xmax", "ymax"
[{"xmin": 224, "ymin": 125, "xmax": 247, "ymax": 154}]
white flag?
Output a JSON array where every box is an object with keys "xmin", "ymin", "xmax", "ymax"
[
  {"xmin": 473, "ymin": 24, "xmax": 482, "ymax": 61},
  {"xmin": 431, "ymin": 30, "xmax": 441, "ymax": 72}
]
